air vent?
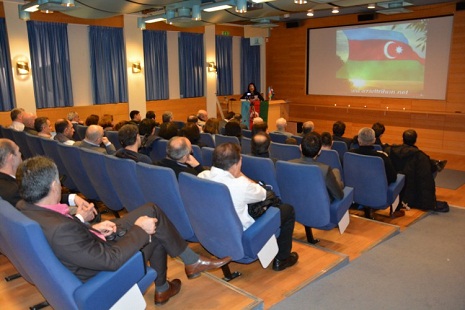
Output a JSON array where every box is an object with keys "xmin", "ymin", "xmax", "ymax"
[
  {"xmin": 376, "ymin": 7, "xmax": 412, "ymax": 15},
  {"xmin": 377, "ymin": 1, "xmax": 413, "ymax": 9}
]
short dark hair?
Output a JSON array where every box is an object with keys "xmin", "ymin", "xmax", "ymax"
[
  {"xmin": 10, "ymin": 108, "xmax": 24, "ymax": 121},
  {"xmin": 251, "ymin": 132, "xmax": 270, "ymax": 156},
  {"xmin": 225, "ymin": 121, "xmax": 242, "ymax": 138},
  {"xmin": 403, "ymin": 129, "xmax": 417, "ymax": 146},
  {"xmin": 85, "ymin": 114, "xmax": 99, "ymax": 126},
  {"xmin": 146, "ymin": 110, "xmax": 156, "ymax": 119},
  {"xmin": 139, "ymin": 118, "xmax": 156, "ymax": 136},
  {"xmin": 118, "ymin": 124, "xmax": 139, "ymax": 147},
  {"xmin": 301, "ymin": 132, "xmax": 322, "ymax": 158},
  {"xmin": 252, "ymin": 122, "xmax": 268, "ymax": 136},
  {"xmin": 321, "ymin": 131, "xmax": 333, "ymax": 147},
  {"xmin": 372, "ymin": 122, "xmax": 385, "ymax": 138},
  {"xmin": 34, "ymin": 117, "xmax": 48, "ymax": 132},
  {"xmin": 17, "ymin": 156, "xmax": 58, "ymax": 203},
  {"xmin": 187, "ymin": 114, "xmax": 198, "ymax": 123},
  {"xmin": 213, "ymin": 143, "xmax": 241, "ymax": 171},
  {"xmin": 333, "ymin": 121, "xmax": 346, "ymax": 136},
  {"xmin": 162, "ymin": 111, "xmax": 173, "ymax": 123},
  {"xmin": 130, "ymin": 110, "xmax": 140, "ymax": 120},
  {"xmin": 181, "ymin": 122, "xmax": 200, "ymax": 144},
  {"xmin": 54, "ymin": 119, "xmax": 69, "ymax": 134},
  {"xmin": 158, "ymin": 122, "xmax": 179, "ymax": 140}
]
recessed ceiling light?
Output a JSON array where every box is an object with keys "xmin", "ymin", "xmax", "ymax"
[
  {"xmin": 307, "ymin": 9, "xmax": 314, "ymax": 16},
  {"xmin": 332, "ymin": 6, "xmax": 339, "ymax": 13}
]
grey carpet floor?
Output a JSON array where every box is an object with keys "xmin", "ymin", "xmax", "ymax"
[
  {"xmin": 273, "ymin": 207, "xmax": 465, "ymax": 310},
  {"xmin": 435, "ymin": 169, "xmax": 465, "ymax": 190}
]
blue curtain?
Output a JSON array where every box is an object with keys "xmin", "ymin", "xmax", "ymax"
[
  {"xmin": 27, "ymin": 21, "xmax": 73, "ymax": 108},
  {"xmin": 143, "ymin": 30, "xmax": 169, "ymax": 100},
  {"xmin": 179, "ymin": 33, "xmax": 204, "ymax": 98},
  {"xmin": 216, "ymin": 35, "xmax": 232, "ymax": 96},
  {"xmin": 0, "ymin": 18, "xmax": 15, "ymax": 111},
  {"xmin": 89, "ymin": 26, "xmax": 128, "ymax": 104},
  {"xmin": 240, "ymin": 38, "xmax": 261, "ymax": 93}
]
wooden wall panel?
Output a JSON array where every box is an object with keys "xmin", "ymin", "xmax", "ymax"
[{"xmin": 267, "ymin": 2, "xmax": 465, "ymax": 155}]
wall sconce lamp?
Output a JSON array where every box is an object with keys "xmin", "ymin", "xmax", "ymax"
[
  {"xmin": 207, "ymin": 62, "xmax": 217, "ymax": 73},
  {"xmin": 16, "ymin": 61, "xmax": 30, "ymax": 75},
  {"xmin": 132, "ymin": 62, "xmax": 142, "ymax": 73}
]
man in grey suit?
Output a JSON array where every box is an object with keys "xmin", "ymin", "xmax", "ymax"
[
  {"xmin": 16, "ymin": 156, "xmax": 231, "ymax": 305},
  {"xmin": 74, "ymin": 125, "xmax": 116, "ymax": 155}
]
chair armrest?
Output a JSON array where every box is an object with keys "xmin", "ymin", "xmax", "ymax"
[
  {"xmin": 387, "ymin": 174, "xmax": 405, "ymax": 204},
  {"xmin": 329, "ymin": 186, "xmax": 354, "ymax": 223},
  {"xmin": 242, "ymin": 207, "xmax": 281, "ymax": 258},
  {"xmin": 74, "ymin": 251, "xmax": 153, "ymax": 310}
]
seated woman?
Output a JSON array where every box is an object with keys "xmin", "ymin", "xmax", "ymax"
[{"xmin": 240, "ymin": 82, "xmax": 264, "ymax": 101}]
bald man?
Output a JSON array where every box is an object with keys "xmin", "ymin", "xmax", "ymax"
[
  {"xmin": 156, "ymin": 136, "xmax": 205, "ymax": 178},
  {"xmin": 301, "ymin": 121, "xmax": 315, "ymax": 136},
  {"xmin": 272, "ymin": 118, "xmax": 293, "ymax": 137},
  {"xmin": 22, "ymin": 112, "xmax": 38, "ymax": 135},
  {"xmin": 74, "ymin": 125, "xmax": 116, "ymax": 155}
]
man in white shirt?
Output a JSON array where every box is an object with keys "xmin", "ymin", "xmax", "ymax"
[
  {"xmin": 198, "ymin": 143, "xmax": 298, "ymax": 271},
  {"xmin": 8, "ymin": 108, "xmax": 25, "ymax": 131}
]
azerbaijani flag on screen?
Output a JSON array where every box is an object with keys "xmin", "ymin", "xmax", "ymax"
[{"xmin": 337, "ymin": 28, "xmax": 425, "ymax": 81}]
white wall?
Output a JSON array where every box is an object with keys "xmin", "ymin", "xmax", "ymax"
[{"xmin": 68, "ymin": 24, "xmax": 92, "ymax": 106}]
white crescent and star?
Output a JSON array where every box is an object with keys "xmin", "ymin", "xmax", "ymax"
[{"xmin": 384, "ymin": 41, "xmax": 396, "ymax": 59}]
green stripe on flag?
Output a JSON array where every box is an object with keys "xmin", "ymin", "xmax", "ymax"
[{"xmin": 337, "ymin": 60, "xmax": 424, "ymax": 81}]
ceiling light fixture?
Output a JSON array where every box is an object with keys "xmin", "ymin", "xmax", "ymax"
[
  {"xmin": 251, "ymin": 0, "xmax": 275, "ymax": 3},
  {"xmin": 144, "ymin": 15, "xmax": 167, "ymax": 23},
  {"xmin": 294, "ymin": 0, "xmax": 307, "ymax": 4},
  {"xmin": 202, "ymin": 1, "xmax": 234, "ymax": 12},
  {"xmin": 18, "ymin": 5, "xmax": 31, "ymax": 20},
  {"xmin": 192, "ymin": 4, "xmax": 201, "ymax": 20},
  {"xmin": 307, "ymin": 9, "xmax": 313, "ymax": 16},
  {"xmin": 61, "ymin": 0, "xmax": 75, "ymax": 7},
  {"xmin": 332, "ymin": 6, "xmax": 339, "ymax": 13},
  {"xmin": 368, "ymin": 3, "xmax": 376, "ymax": 9},
  {"xmin": 236, "ymin": 0, "xmax": 247, "ymax": 13}
]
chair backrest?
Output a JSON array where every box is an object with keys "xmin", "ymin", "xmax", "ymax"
[
  {"xmin": 241, "ymin": 136, "xmax": 251, "ymax": 155},
  {"xmin": 332, "ymin": 140, "xmax": 348, "ymax": 162},
  {"xmin": 173, "ymin": 120, "xmax": 185, "ymax": 130},
  {"xmin": 76, "ymin": 125, "xmax": 88, "ymax": 140},
  {"xmin": 269, "ymin": 132, "xmax": 288, "ymax": 144},
  {"xmin": 201, "ymin": 147, "xmax": 214, "ymax": 167},
  {"xmin": 149, "ymin": 139, "xmax": 168, "ymax": 162},
  {"xmin": 276, "ymin": 161, "xmax": 332, "ymax": 227},
  {"xmin": 241, "ymin": 154, "xmax": 280, "ymax": 197},
  {"xmin": 0, "ymin": 126, "xmax": 15, "ymax": 140},
  {"xmin": 291, "ymin": 135, "xmax": 303, "ymax": 145},
  {"xmin": 79, "ymin": 149, "xmax": 124, "ymax": 212},
  {"xmin": 103, "ymin": 155, "xmax": 146, "ymax": 212},
  {"xmin": 136, "ymin": 163, "xmax": 196, "ymax": 241},
  {"xmin": 317, "ymin": 149, "xmax": 344, "ymax": 181},
  {"xmin": 25, "ymin": 133, "xmax": 46, "ymax": 156},
  {"xmin": 56, "ymin": 143, "xmax": 100, "ymax": 200},
  {"xmin": 199, "ymin": 132, "xmax": 215, "ymax": 148},
  {"xmin": 269, "ymin": 142, "xmax": 301, "ymax": 161},
  {"xmin": 191, "ymin": 144, "xmax": 202, "ymax": 164},
  {"xmin": 242, "ymin": 129, "xmax": 252, "ymax": 138},
  {"xmin": 343, "ymin": 152, "xmax": 388, "ymax": 208},
  {"xmin": 40, "ymin": 138, "xmax": 77, "ymax": 190},
  {"xmin": 215, "ymin": 134, "xmax": 240, "ymax": 146},
  {"xmin": 178, "ymin": 173, "xmax": 246, "ymax": 260},
  {"xmin": 0, "ymin": 199, "xmax": 83, "ymax": 309},
  {"xmin": 104, "ymin": 130, "xmax": 122, "ymax": 150},
  {"xmin": 11, "ymin": 130, "xmax": 33, "ymax": 159}
]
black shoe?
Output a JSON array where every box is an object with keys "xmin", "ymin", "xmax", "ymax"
[
  {"xmin": 434, "ymin": 201, "xmax": 449, "ymax": 213},
  {"xmin": 272, "ymin": 252, "xmax": 299, "ymax": 271},
  {"xmin": 436, "ymin": 160, "xmax": 447, "ymax": 172}
]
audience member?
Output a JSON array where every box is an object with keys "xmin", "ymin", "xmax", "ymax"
[
  {"xmin": 224, "ymin": 120, "xmax": 242, "ymax": 140},
  {"xmin": 22, "ymin": 112, "xmax": 38, "ymax": 135},
  {"xmin": 85, "ymin": 114, "xmax": 99, "ymax": 126},
  {"xmin": 285, "ymin": 137, "xmax": 298, "ymax": 145},
  {"xmin": 219, "ymin": 111, "xmax": 235, "ymax": 132},
  {"xmin": 186, "ymin": 114, "xmax": 198, "ymax": 124},
  {"xmin": 272, "ymin": 118, "xmax": 292, "ymax": 137},
  {"xmin": 113, "ymin": 120, "xmax": 128, "ymax": 131},
  {"xmin": 146, "ymin": 110, "xmax": 159, "ymax": 126},
  {"xmin": 332, "ymin": 120, "xmax": 352, "ymax": 149},
  {"xmin": 162, "ymin": 111, "xmax": 173, "ymax": 123},
  {"xmin": 233, "ymin": 114, "xmax": 248, "ymax": 129},
  {"xmin": 321, "ymin": 132, "xmax": 333, "ymax": 150},
  {"xmin": 74, "ymin": 125, "xmax": 116, "ymax": 155},
  {"xmin": 252, "ymin": 117, "xmax": 264, "ymax": 125},
  {"xmin": 389, "ymin": 129, "xmax": 449, "ymax": 212},
  {"xmin": 251, "ymin": 122, "xmax": 268, "ymax": 136},
  {"xmin": 16, "ymin": 156, "xmax": 231, "ymax": 306},
  {"xmin": 129, "ymin": 110, "xmax": 142, "ymax": 125},
  {"xmin": 158, "ymin": 122, "xmax": 179, "ymax": 140},
  {"xmin": 54, "ymin": 119, "xmax": 75, "ymax": 145},
  {"xmin": 251, "ymin": 132, "xmax": 274, "ymax": 160},
  {"xmin": 197, "ymin": 109, "xmax": 208, "ymax": 129},
  {"xmin": 139, "ymin": 118, "xmax": 159, "ymax": 156},
  {"xmin": 115, "ymin": 124, "xmax": 152, "ymax": 164},
  {"xmin": 372, "ymin": 122, "xmax": 386, "ymax": 146},
  {"xmin": 34, "ymin": 117, "xmax": 53, "ymax": 139},
  {"xmin": 9, "ymin": 108, "xmax": 25, "ymax": 131},
  {"xmin": 301, "ymin": 121, "xmax": 314, "ymax": 136},
  {"xmin": 203, "ymin": 118, "xmax": 220, "ymax": 135},
  {"xmin": 289, "ymin": 132, "xmax": 344, "ymax": 199},
  {"xmin": 99, "ymin": 114, "xmax": 114, "ymax": 131},
  {"xmin": 181, "ymin": 123, "xmax": 204, "ymax": 147},
  {"xmin": 157, "ymin": 136, "xmax": 205, "ymax": 178},
  {"xmin": 198, "ymin": 143, "xmax": 298, "ymax": 271},
  {"xmin": 67, "ymin": 111, "xmax": 82, "ymax": 140}
]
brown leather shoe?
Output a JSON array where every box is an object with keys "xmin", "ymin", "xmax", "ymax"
[
  {"xmin": 154, "ymin": 279, "xmax": 181, "ymax": 305},
  {"xmin": 185, "ymin": 255, "xmax": 232, "ymax": 279},
  {"xmin": 390, "ymin": 209, "xmax": 405, "ymax": 218}
]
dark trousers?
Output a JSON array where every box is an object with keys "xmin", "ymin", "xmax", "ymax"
[
  {"xmin": 115, "ymin": 203, "xmax": 187, "ymax": 286},
  {"xmin": 271, "ymin": 203, "xmax": 295, "ymax": 260}
]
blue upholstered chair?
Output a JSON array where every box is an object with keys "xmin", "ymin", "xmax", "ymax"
[
  {"xmin": 178, "ymin": 173, "xmax": 281, "ymax": 281},
  {"xmin": 332, "ymin": 140, "xmax": 348, "ymax": 162},
  {"xmin": 291, "ymin": 135, "xmax": 303, "ymax": 145},
  {"xmin": 276, "ymin": 161, "xmax": 354, "ymax": 244},
  {"xmin": 269, "ymin": 142, "xmax": 301, "ymax": 161},
  {"xmin": 11, "ymin": 130, "xmax": 33, "ymax": 159},
  {"xmin": 40, "ymin": 138, "xmax": 77, "ymax": 191},
  {"xmin": 201, "ymin": 146, "xmax": 214, "ymax": 167},
  {"xmin": 173, "ymin": 120, "xmax": 186, "ymax": 130},
  {"xmin": 215, "ymin": 134, "xmax": 240, "ymax": 146},
  {"xmin": 0, "ymin": 126, "xmax": 15, "ymax": 140},
  {"xmin": 136, "ymin": 163, "xmax": 197, "ymax": 242},
  {"xmin": 25, "ymin": 134, "xmax": 46, "ymax": 156},
  {"xmin": 104, "ymin": 130, "xmax": 122, "ymax": 150},
  {"xmin": 317, "ymin": 149, "xmax": 344, "ymax": 182},
  {"xmin": 0, "ymin": 198, "xmax": 156, "ymax": 310},
  {"xmin": 241, "ymin": 154, "xmax": 280, "ymax": 197},
  {"xmin": 199, "ymin": 132, "xmax": 215, "ymax": 148},
  {"xmin": 76, "ymin": 125, "xmax": 88, "ymax": 141},
  {"xmin": 343, "ymin": 152, "xmax": 405, "ymax": 218},
  {"xmin": 56, "ymin": 143, "xmax": 100, "ymax": 200},
  {"xmin": 269, "ymin": 132, "xmax": 288, "ymax": 144},
  {"xmin": 149, "ymin": 139, "xmax": 168, "ymax": 163},
  {"xmin": 241, "ymin": 136, "xmax": 251, "ymax": 155},
  {"xmin": 242, "ymin": 129, "xmax": 252, "ymax": 138},
  {"xmin": 79, "ymin": 149, "xmax": 125, "ymax": 214},
  {"xmin": 191, "ymin": 144, "xmax": 203, "ymax": 164}
]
